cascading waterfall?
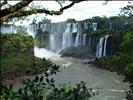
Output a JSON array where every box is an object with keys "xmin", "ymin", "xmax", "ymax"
[
  {"xmin": 92, "ymin": 22, "xmax": 97, "ymax": 31},
  {"xmin": 27, "ymin": 24, "xmax": 38, "ymax": 38},
  {"xmin": 103, "ymin": 35, "xmax": 109, "ymax": 56},
  {"xmin": 96, "ymin": 37, "xmax": 104, "ymax": 58},
  {"xmin": 75, "ymin": 33, "xmax": 80, "ymax": 46},
  {"xmin": 40, "ymin": 24, "xmax": 47, "ymax": 32},
  {"xmin": 96, "ymin": 35, "xmax": 109, "ymax": 58},
  {"xmin": 84, "ymin": 23, "xmax": 88, "ymax": 29},
  {"xmin": 1, "ymin": 24, "xmax": 17, "ymax": 34},
  {"xmin": 26, "ymin": 22, "xmax": 111, "ymax": 58},
  {"xmin": 83, "ymin": 34, "xmax": 87, "ymax": 45},
  {"xmin": 72, "ymin": 23, "xmax": 78, "ymax": 33},
  {"xmin": 26, "ymin": 22, "xmax": 112, "ymax": 58},
  {"xmin": 88, "ymin": 36, "xmax": 91, "ymax": 47},
  {"xmin": 109, "ymin": 23, "xmax": 112, "ymax": 30},
  {"xmin": 62, "ymin": 23, "xmax": 72, "ymax": 49},
  {"xmin": 50, "ymin": 34, "xmax": 55, "ymax": 51}
]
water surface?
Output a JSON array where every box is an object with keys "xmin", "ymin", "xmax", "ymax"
[{"xmin": 34, "ymin": 47, "xmax": 130, "ymax": 100}]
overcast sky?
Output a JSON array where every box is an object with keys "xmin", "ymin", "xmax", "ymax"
[{"xmin": 9, "ymin": 1, "xmax": 132, "ymax": 25}]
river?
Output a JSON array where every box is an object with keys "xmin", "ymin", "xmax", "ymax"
[{"xmin": 34, "ymin": 47, "xmax": 130, "ymax": 100}]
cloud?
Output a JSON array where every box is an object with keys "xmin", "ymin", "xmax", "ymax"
[{"xmin": 43, "ymin": 1, "xmax": 129, "ymax": 22}]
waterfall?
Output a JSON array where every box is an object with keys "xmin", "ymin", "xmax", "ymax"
[
  {"xmin": 50, "ymin": 34, "xmax": 55, "ymax": 51},
  {"xmin": 92, "ymin": 22, "xmax": 97, "ymax": 31},
  {"xmin": 84, "ymin": 23, "xmax": 88, "ymax": 29},
  {"xmin": 109, "ymin": 23, "xmax": 112, "ymax": 30},
  {"xmin": 75, "ymin": 33, "xmax": 80, "ymax": 46},
  {"xmin": 72, "ymin": 23, "xmax": 78, "ymax": 33},
  {"xmin": 88, "ymin": 36, "xmax": 91, "ymax": 47},
  {"xmin": 27, "ymin": 24, "xmax": 37, "ymax": 38},
  {"xmin": 62, "ymin": 23, "xmax": 72, "ymax": 49},
  {"xmin": 40, "ymin": 24, "xmax": 47, "ymax": 32},
  {"xmin": 103, "ymin": 35, "xmax": 109, "ymax": 56},
  {"xmin": 1, "ymin": 24, "xmax": 17, "ymax": 34},
  {"xmin": 96, "ymin": 37, "xmax": 104, "ymax": 58},
  {"xmin": 96, "ymin": 35, "xmax": 110, "ymax": 58},
  {"xmin": 83, "ymin": 34, "xmax": 86, "ymax": 45}
]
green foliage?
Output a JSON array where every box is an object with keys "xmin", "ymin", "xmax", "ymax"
[
  {"xmin": 47, "ymin": 81, "xmax": 95, "ymax": 100},
  {"xmin": 34, "ymin": 29, "xmax": 49, "ymax": 48},
  {"xmin": 126, "ymin": 86, "xmax": 133, "ymax": 100},
  {"xmin": 39, "ymin": 18, "xmax": 51, "ymax": 24},
  {"xmin": 120, "ymin": 32, "xmax": 133, "ymax": 53},
  {"xmin": 16, "ymin": 27, "xmax": 28, "ymax": 35},
  {"xmin": 1, "ymin": 34, "xmax": 34, "ymax": 53},
  {"xmin": 90, "ymin": 29, "xmax": 110, "ymax": 37},
  {"xmin": 1, "ymin": 53, "xmax": 33, "ymax": 74},
  {"xmin": 125, "ymin": 63, "xmax": 133, "ymax": 82},
  {"xmin": 65, "ymin": 18, "xmax": 77, "ymax": 23},
  {"xmin": 120, "ymin": 4, "xmax": 133, "ymax": 18},
  {"xmin": 99, "ymin": 31, "xmax": 133, "ymax": 84},
  {"xmin": 95, "ymin": 30, "xmax": 133, "ymax": 100}
]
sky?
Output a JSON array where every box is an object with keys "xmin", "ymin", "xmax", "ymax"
[{"xmin": 8, "ymin": 1, "xmax": 132, "ymax": 25}]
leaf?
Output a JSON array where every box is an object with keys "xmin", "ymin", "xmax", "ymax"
[
  {"xmin": 24, "ymin": 90, "xmax": 28, "ymax": 95},
  {"xmin": 34, "ymin": 76, "xmax": 39, "ymax": 82},
  {"xmin": 21, "ymin": 79, "xmax": 27, "ymax": 85},
  {"xmin": 18, "ymin": 89, "xmax": 23, "ymax": 95},
  {"xmin": 46, "ymin": 78, "xmax": 49, "ymax": 83},
  {"xmin": 9, "ymin": 84, "xmax": 13, "ymax": 90},
  {"xmin": 40, "ymin": 77, "xmax": 43, "ymax": 82}
]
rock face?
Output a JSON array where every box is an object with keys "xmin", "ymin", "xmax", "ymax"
[{"xmin": 59, "ymin": 46, "xmax": 95, "ymax": 59}]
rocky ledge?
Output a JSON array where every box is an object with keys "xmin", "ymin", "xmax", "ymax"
[{"xmin": 59, "ymin": 46, "xmax": 95, "ymax": 59}]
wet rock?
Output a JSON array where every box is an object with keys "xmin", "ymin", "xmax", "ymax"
[{"xmin": 59, "ymin": 46, "xmax": 95, "ymax": 59}]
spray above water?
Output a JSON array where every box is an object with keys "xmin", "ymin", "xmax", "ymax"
[{"xmin": 50, "ymin": 34, "xmax": 55, "ymax": 51}]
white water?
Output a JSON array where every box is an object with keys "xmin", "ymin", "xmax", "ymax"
[
  {"xmin": 1, "ymin": 25, "xmax": 17, "ymax": 34},
  {"xmin": 34, "ymin": 47, "xmax": 61, "ymax": 60},
  {"xmin": 96, "ymin": 35, "xmax": 110, "ymax": 58},
  {"xmin": 92, "ymin": 22, "xmax": 97, "ymax": 31},
  {"xmin": 96, "ymin": 37, "xmax": 104, "ymax": 58},
  {"xmin": 33, "ymin": 47, "xmax": 130, "ymax": 100},
  {"xmin": 83, "ymin": 34, "xmax": 87, "ymax": 45},
  {"xmin": 27, "ymin": 24, "xmax": 37, "ymax": 38},
  {"xmin": 103, "ymin": 35, "xmax": 109, "ymax": 56},
  {"xmin": 62, "ymin": 23, "xmax": 72, "ymax": 49},
  {"xmin": 50, "ymin": 34, "xmax": 55, "ymax": 51},
  {"xmin": 72, "ymin": 23, "xmax": 78, "ymax": 33},
  {"xmin": 26, "ymin": 22, "xmax": 89, "ymax": 52},
  {"xmin": 75, "ymin": 33, "xmax": 80, "ymax": 46},
  {"xmin": 84, "ymin": 23, "xmax": 88, "ymax": 29}
]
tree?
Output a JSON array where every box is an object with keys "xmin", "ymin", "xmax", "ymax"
[
  {"xmin": 119, "ymin": 4, "xmax": 133, "ymax": 18},
  {"xmin": 0, "ymin": 0, "xmax": 86, "ymax": 23}
]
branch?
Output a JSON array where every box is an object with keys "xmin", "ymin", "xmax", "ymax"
[
  {"xmin": 0, "ymin": 0, "xmax": 7, "ymax": 8},
  {"xmin": 0, "ymin": 0, "xmax": 86, "ymax": 23},
  {"xmin": 0, "ymin": 0, "xmax": 33, "ymax": 18}
]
